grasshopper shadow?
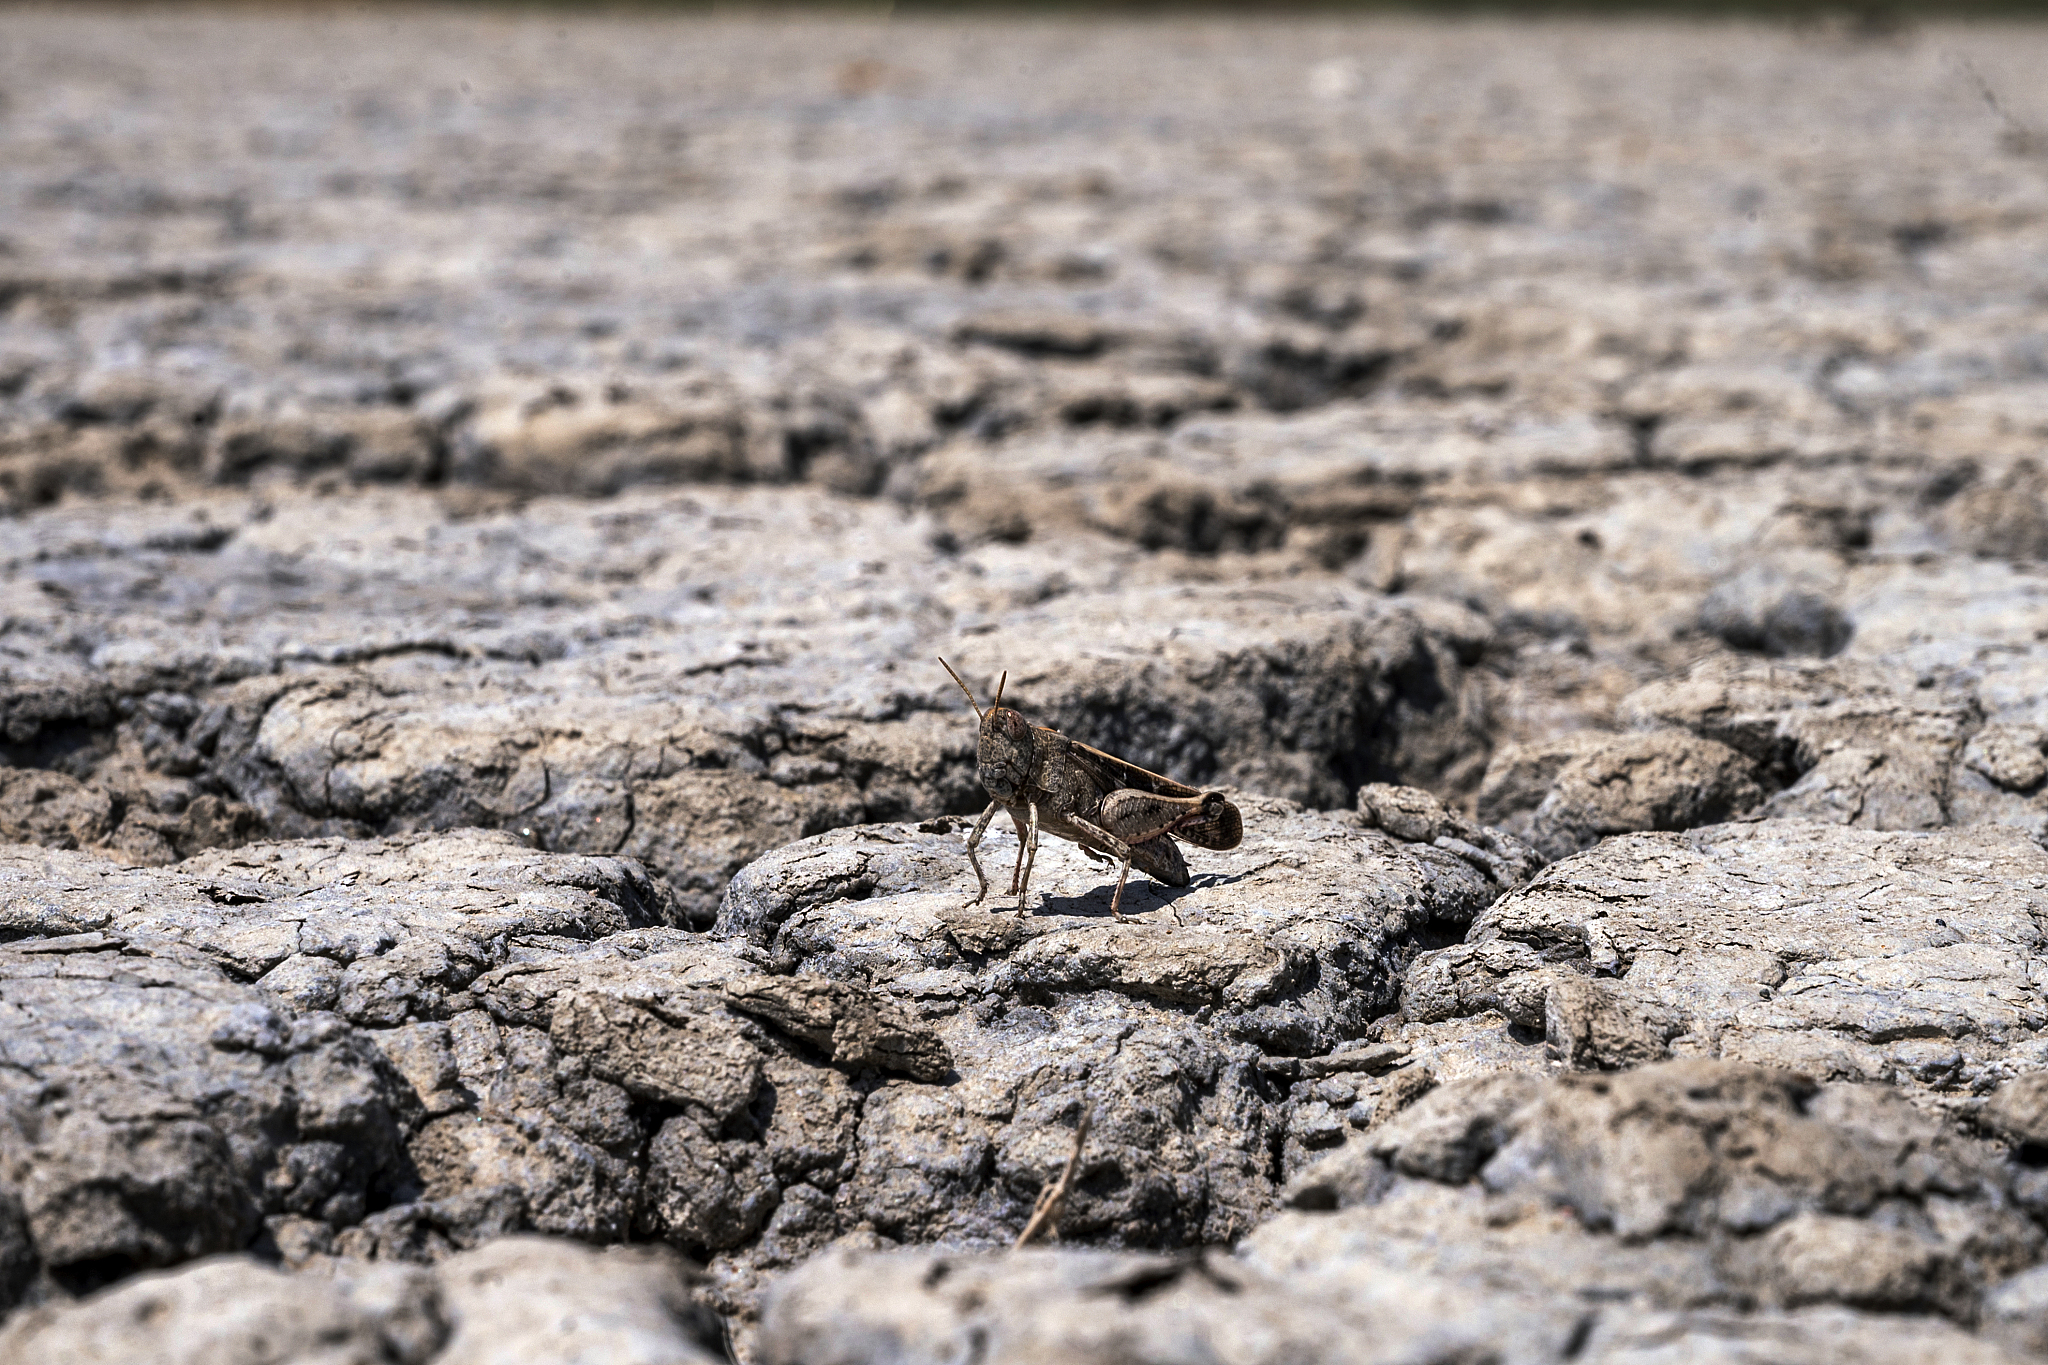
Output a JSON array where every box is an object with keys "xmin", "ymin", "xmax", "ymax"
[{"xmin": 1030, "ymin": 871, "xmax": 1249, "ymax": 921}]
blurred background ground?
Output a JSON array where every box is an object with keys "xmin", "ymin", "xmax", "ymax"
[{"xmin": 3, "ymin": 2, "xmax": 2048, "ymax": 854}]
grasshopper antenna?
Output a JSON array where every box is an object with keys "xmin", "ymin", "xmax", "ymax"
[
  {"xmin": 937, "ymin": 657, "xmax": 982, "ymax": 720},
  {"xmin": 994, "ymin": 671, "xmax": 1006, "ymax": 709}
]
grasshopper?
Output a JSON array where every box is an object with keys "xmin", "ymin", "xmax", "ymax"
[{"xmin": 938, "ymin": 658, "xmax": 1243, "ymax": 920}]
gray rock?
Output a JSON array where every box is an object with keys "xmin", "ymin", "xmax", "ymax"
[
  {"xmin": 434, "ymin": 1237, "xmax": 721, "ymax": 1365},
  {"xmin": 0, "ymin": 1238, "xmax": 721, "ymax": 1365},
  {"xmin": 1478, "ymin": 730, "xmax": 1767, "ymax": 860},
  {"xmin": 2, "ymin": 485, "xmax": 1500, "ymax": 920},
  {"xmin": 0, "ymin": 1256, "xmax": 443, "ymax": 1365},
  {"xmin": 1620, "ymin": 656, "xmax": 1974, "ymax": 832},
  {"xmin": 1245, "ymin": 1060, "xmax": 2042, "ymax": 1356},
  {"xmin": 759, "ymin": 1245, "xmax": 1582, "ymax": 1365},
  {"xmin": 0, "ymin": 887, "xmax": 415, "ymax": 1294},
  {"xmin": 1699, "ymin": 564, "xmax": 1854, "ymax": 658},
  {"xmin": 1399, "ymin": 819, "xmax": 2048, "ymax": 1089},
  {"xmin": 712, "ymin": 792, "xmax": 1536, "ymax": 1278}
]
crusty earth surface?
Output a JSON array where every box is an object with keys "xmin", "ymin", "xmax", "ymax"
[{"xmin": 5, "ymin": 6, "xmax": 2048, "ymax": 1362}]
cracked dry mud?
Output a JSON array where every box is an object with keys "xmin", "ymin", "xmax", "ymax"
[{"xmin": 7, "ymin": 7, "xmax": 2048, "ymax": 1364}]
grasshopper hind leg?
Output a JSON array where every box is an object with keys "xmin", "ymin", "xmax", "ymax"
[
  {"xmin": 1065, "ymin": 812, "xmax": 1150, "ymax": 922},
  {"xmin": 1108, "ymin": 856, "xmax": 1135, "ymax": 922}
]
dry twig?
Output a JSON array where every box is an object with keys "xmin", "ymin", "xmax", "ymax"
[{"xmin": 1013, "ymin": 1108, "xmax": 1092, "ymax": 1249}]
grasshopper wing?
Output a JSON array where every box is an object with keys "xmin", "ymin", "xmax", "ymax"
[{"xmin": 1059, "ymin": 737, "xmax": 1205, "ymax": 800}]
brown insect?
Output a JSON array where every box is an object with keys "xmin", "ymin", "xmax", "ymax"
[{"xmin": 938, "ymin": 658, "xmax": 1243, "ymax": 920}]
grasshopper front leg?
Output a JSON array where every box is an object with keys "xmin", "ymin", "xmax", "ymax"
[
  {"xmin": 1008, "ymin": 827, "xmax": 1028, "ymax": 895},
  {"xmin": 964, "ymin": 800, "xmax": 999, "ymax": 907},
  {"xmin": 1016, "ymin": 800, "xmax": 1042, "ymax": 912}
]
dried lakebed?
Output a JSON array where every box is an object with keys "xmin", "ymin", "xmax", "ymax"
[{"xmin": 7, "ymin": 7, "xmax": 2048, "ymax": 1364}]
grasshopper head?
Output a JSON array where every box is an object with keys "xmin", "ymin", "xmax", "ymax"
[
  {"xmin": 938, "ymin": 657, "xmax": 1034, "ymax": 802},
  {"xmin": 977, "ymin": 706, "xmax": 1035, "ymax": 802}
]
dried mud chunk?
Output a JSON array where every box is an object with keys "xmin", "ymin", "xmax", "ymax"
[
  {"xmin": 1267, "ymin": 1057, "xmax": 2039, "ymax": 1333},
  {"xmin": 953, "ymin": 309, "xmax": 1113, "ymax": 358},
  {"xmin": 433, "ymin": 1237, "xmax": 719, "ymax": 1365},
  {"xmin": 756, "ymin": 1052, "xmax": 861, "ymax": 1190},
  {"xmin": 1746, "ymin": 1212, "xmax": 1962, "ymax": 1314},
  {"xmin": 1086, "ymin": 476, "xmax": 1286, "ymax": 555},
  {"xmin": 616, "ymin": 769, "xmax": 868, "ymax": 927},
  {"xmin": 639, "ymin": 1113, "xmax": 780, "ymax": 1255},
  {"xmin": 757, "ymin": 1245, "xmax": 1582, "ymax": 1365},
  {"xmin": 734, "ymin": 802, "xmax": 1527, "ymax": 1249},
  {"xmin": 1984, "ymin": 1263, "xmax": 2048, "ymax": 1359},
  {"xmin": 1621, "ymin": 657, "xmax": 1971, "ymax": 832},
  {"xmin": 205, "ymin": 417, "xmax": 349, "ymax": 483},
  {"xmin": 1474, "ymin": 736, "xmax": 1601, "ymax": 831},
  {"xmin": 1964, "ymin": 723, "xmax": 2048, "ymax": 793},
  {"xmin": 0, "ymin": 1256, "xmax": 445, "ymax": 1365},
  {"xmin": 406, "ymin": 1108, "xmax": 638, "ymax": 1246},
  {"xmin": 1366, "ymin": 1070, "xmax": 1540, "ymax": 1185},
  {"xmin": 1699, "ymin": 565, "xmax": 1854, "ymax": 658},
  {"xmin": 261, "ymin": 954, "xmax": 343, "ymax": 1012},
  {"xmin": 1356, "ymin": 782, "xmax": 1544, "ymax": 892},
  {"xmin": 724, "ymin": 974, "xmax": 952, "ymax": 1082},
  {"xmin": 842, "ymin": 1085, "xmax": 996, "ymax": 1243},
  {"xmin": 0, "ymin": 945, "xmax": 412, "ymax": 1290},
  {"xmin": 461, "ymin": 387, "xmax": 753, "ymax": 495},
  {"xmin": 9, "ymin": 1105, "xmax": 257, "ymax": 1282},
  {"xmin": 1944, "ymin": 459, "xmax": 2048, "ymax": 561},
  {"xmin": 1539, "ymin": 974, "xmax": 1687, "ymax": 1070},
  {"xmin": 0, "ymin": 768, "xmax": 115, "ymax": 849},
  {"xmin": 549, "ymin": 989, "xmax": 762, "ymax": 1119},
  {"xmin": 0, "ymin": 1194, "xmax": 33, "ymax": 1314},
  {"xmin": 337, "ymin": 936, "xmax": 487, "ymax": 1027},
  {"xmin": 1510, "ymin": 730, "xmax": 1766, "ymax": 860},
  {"xmin": 1401, "ymin": 820, "xmax": 2048, "ymax": 1088},
  {"xmin": 1982, "ymin": 1073, "xmax": 2048, "ymax": 1152}
]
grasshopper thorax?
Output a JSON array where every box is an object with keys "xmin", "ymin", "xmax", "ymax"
[{"xmin": 976, "ymin": 706, "xmax": 1036, "ymax": 802}]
